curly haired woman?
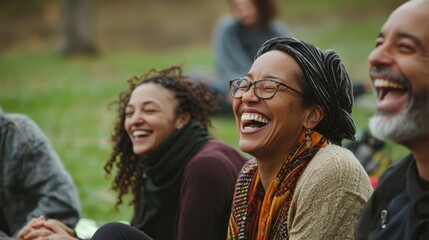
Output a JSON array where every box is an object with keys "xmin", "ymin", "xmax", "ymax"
[
  {"xmin": 95, "ymin": 65, "xmax": 248, "ymax": 240},
  {"xmin": 17, "ymin": 66, "xmax": 248, "ymax": 240}
]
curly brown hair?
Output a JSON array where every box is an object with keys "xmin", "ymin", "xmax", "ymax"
[{"xmin": 104, "ymin": 65, "xmax": 218, "ymax": 209}]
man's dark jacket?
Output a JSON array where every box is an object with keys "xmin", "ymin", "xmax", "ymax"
[{"xmin": 355, "ymin": 154, "xmax": 429, "ymax": 240}]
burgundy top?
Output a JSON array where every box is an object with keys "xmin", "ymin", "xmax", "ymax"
[{"xmin": 145, "ymin": 139, "xmax": 248, "ymax": 240}]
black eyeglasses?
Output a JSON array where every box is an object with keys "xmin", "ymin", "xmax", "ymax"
[{"xmin": 229, "ymin": 78, "xmax": 303, "ymax": 99}]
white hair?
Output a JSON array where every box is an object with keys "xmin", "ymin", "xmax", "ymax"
[{"xmin": 369, "ymin": 91, "xmax": 429, "ymax": 143}]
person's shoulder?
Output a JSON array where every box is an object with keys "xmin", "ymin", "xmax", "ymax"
[
  {"xmin": 311, "ymin": 144, "xmax": 361, "ymax": 168},
  {"xmin": 186, "ymin": 139, "xmax": 248, "ymax": 170},
  {"xmin": 1, "ymin": 112, "xmax": 44, "ymax": 140},
  {"xmin": 183, "ymin": 140, "xmax": 248, "ymax": 186},
  {"xmin": 3, "ymin": 112, "xmax": 34, "ymax": 127},
  {"xmin": 216, "ymin": 14, "xmax": 235, "ymax": 26},
  {"xmin": 384, "ymin": 154, "xmax": 411, "ymax": 173},
  {"xmin": 271, "ymin": 20, "xmax": 292, "ymax": 36},
  {"xmin": 377, "ymin": 154, "xmax": 412, "ymax": 184},
  {"xmin": 214, "ymin": 14, "xmax": 237, "ymax": 32},
  {"xmin": 195, "ymin": 139, "xmax": 246, "ymax": 159},
  {"xmin": 295, "ymin": 145, "xmax": 373, "ymax": 204},
  {"xmin": 305, "ymin": 144, "xmax": 371, "ymax": 186},
  {"xmin": 0, "ymin": 113, "xmax": 51, "ymax": 163}
]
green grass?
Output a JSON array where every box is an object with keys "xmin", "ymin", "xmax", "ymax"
[
  {"xmin": 0, "ymin": 46, "xmax": 233, "ymax": 222},
  {"xmin": 0, "ymin": 0, "xmax": 409, "ymax": 223},
  {"xmin": 0, "ymin": 42, "xmax": 252, "ymax": 222}
]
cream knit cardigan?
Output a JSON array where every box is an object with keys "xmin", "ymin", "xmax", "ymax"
[{"xmin": 287, "ymin": 144, "xmax": 373, "ymax": 240}]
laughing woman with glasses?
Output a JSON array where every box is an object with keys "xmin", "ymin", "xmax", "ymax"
[{"xmin": 227, "ymin": 37, "xmax": 373, "ymax": 240}]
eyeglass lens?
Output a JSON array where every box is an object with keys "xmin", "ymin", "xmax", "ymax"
[{"xmin": 231, "ymin": 79, "xmax": 280, "ymax": 99}]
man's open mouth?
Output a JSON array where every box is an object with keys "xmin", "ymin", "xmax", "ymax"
[
  {"xmin": 373, "ymin": 78, "xmax": 407, "ymax": 101},
  {"xmin": 374, "ymin": 79, "xmax": 406, "ymax": 101},
  {"xmin": 373, "ymin": 78, "xmax": 409, "ymax": 114}
]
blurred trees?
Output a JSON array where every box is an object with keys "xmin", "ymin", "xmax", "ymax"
[
  {"xmin": 60, "ymin": 0, "xmax": 98, "ymax": 56},
  {"xmin": 0, "ymin": 0, "xmax": 405, "ymax": 55}
]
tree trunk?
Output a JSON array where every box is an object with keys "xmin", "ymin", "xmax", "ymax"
[{"xmin": 60, "ymin": 0, "xmax": 98, "ymax": 56}]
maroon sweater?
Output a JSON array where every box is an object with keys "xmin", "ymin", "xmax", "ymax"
[{"xmin": 144, "ymin": 139, "xmax": 248, "ymax": 240}]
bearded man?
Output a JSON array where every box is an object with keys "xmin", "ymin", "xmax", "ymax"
[{"xmin": 355, "ymin": 0, "xmax": 429, "ymax": 239}]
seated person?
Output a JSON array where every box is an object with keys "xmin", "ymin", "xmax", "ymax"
[
  {"xmin": 0, "ymin": 108, "xmax": 80, "ymax": 239},
  {"xmin": 17, "ymin": 65, "xmax": 248, "ymax": 240},
  {"xmin": 227, "ymin": 37, "xmax": 373, "ymax": 239},
  {"xmin": 356, "ymin": 0, "xmax": 429, "ymax": 238},
  {"xmin": 211, "ymin": 0, "xmax": 291, "ymax": 114}
]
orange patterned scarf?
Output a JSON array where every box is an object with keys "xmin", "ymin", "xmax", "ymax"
[{"xmin": 228, "ymin": 130, "xmax": 328, "ymax": 240}]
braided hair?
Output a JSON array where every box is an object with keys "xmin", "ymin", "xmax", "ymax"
[{"xmin": 256, "ymin": 37, "xmax": 356, "ymax": 145}]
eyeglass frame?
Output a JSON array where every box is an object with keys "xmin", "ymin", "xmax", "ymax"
[{"xmin": 229, "ymin": 77, "xmax": 303, "ymax": 100}]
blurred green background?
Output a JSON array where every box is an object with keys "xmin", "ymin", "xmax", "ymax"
[{"xmin": 0, "ymin": 0, "xmax": 408, "ymax": 223}]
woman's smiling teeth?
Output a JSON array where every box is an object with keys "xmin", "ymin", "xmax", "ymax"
[
  {"xmin": 241, "ymin": 113, "xmax": 270, "ymax": 130},
  {"xmin": 133, "ymin": 130, "xmax": 151, "ymax": 139}
]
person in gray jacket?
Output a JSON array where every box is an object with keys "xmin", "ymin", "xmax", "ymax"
[
  {"xmin": 211, "ymin": 0, "xmax": 291, "ymax": 115},
  {"xmin": 0, "ymin": 108, "xmax": 80, "ymax": 239}
]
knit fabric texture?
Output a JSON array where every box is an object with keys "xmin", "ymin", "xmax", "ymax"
[{"xmin": 287, "ymin": 144, "xmax": 373, "ymax": 239}]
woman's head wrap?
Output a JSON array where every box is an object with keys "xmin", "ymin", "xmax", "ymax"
[{"xmin": 256, "ymin": 37, "xmax": 356, "ymax": 145}]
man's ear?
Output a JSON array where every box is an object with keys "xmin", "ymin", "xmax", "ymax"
[
  {"xmin": 175, "ymin": 112, "xmax": 191, "ymax": 129},
  {"xmin": 303, "ymin": 105, "xmax": 324, "ymax": 129}
]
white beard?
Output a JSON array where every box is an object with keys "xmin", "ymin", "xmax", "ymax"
[{"xmin": 369, "ymin": 91, "xmax": 429, "ymax": 143}]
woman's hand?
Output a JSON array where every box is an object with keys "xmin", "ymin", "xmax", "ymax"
[{"xmin": 17, "ymin": 216, "xmax": 77, "ymax": 240}]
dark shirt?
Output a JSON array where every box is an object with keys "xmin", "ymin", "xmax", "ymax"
[
  {"xmin": 356, "ymin": 154, "xmax": 429, "ymax": 240},
  {"xmin": 144, "ymin": 139, "xmax": 248, "ymax": 240},
  {"xmin": 0, "ymin": 208, "xmax": 9, "ymax": 236}
]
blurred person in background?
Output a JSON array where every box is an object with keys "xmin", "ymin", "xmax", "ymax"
[
  {"xmin": 356, "ymin": 0, "xmax": 429, "ymax": 239},
  {"xmin": 227, "ymin": 37, "xmax": 373, "ymax": 239},
  {"xmin": 18, "ymin": 66, "xmax": 248, "ymax": 240},
  {"xmin": 0, "ymin": 108, "xmax": 80, "ymax": 239},
  {"xmin": 346, "ymin": 129, "xmax": 391, "ymax": 188},
  {"xmin": 210, "ymin": 0, "xmax": 292, "ymax": 115}
]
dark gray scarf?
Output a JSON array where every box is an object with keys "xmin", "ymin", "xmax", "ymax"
[{"xmin": 133, "ymin": 120, "xmax": 211, "ymax": 230}]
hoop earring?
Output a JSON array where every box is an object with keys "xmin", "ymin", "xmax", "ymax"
[{"xmin": 305, "ymin": 129, "xmax": 312, "ymax": 148}]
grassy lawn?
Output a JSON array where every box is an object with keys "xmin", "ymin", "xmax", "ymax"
[
  {"xmin": 0, "ymin": 46, "xmax": 244, "ymax": 222},
  {"xmin": 0, "ymin": 0, "xmax": 408, "ymax": 223}
]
